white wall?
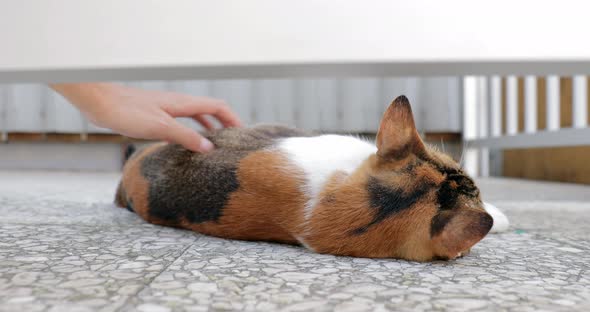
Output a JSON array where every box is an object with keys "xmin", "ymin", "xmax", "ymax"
[{"xmin": 3, "ymin": 0, "xmax": 590, "ymax": 82}]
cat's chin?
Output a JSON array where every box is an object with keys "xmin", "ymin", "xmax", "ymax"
[
  {"xmin": 432, "ymin": 248, "xmax": 471, "ymax": 261},
  {"xmin": 454, "ymin": 248, "xmax": 471, "ymax": 259}
]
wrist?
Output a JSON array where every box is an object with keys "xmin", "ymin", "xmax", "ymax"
[{"xmin": 50, "ymin": 82, "xmax": 116, "ymax": 124}]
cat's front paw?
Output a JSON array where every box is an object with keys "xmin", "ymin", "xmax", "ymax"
[{"xmin": 483, "ymin": 202, "xmax": 510, "ymax": 233}]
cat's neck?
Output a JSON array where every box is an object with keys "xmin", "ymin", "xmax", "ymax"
[
  {"xmin": 278, "ymin": 134, "xmax": 377, "ymax": 219},
  {"xmin": 278, "ymin": 134, "xmax": 377, "ymax": 179}
]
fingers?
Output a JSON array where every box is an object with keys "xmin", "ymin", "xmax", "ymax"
[
  {"xmin": 163, "ymin": 96, "xmax": 243, "ymax": 128},
  {"xmin": 207, "ymin": 103, "xmax": 243, "ymax": 128},
  {"xmin": 165, "ymin": 119, "xmax": 214, "ymax": 153},
  {"xmin": 194, "ymin": 115, "xmax": 215, "ymax": 131}
]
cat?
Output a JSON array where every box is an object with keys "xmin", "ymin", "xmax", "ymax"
[{"xmin": 115, "ymin": 95, "xmax": 509, "ymax": 261}]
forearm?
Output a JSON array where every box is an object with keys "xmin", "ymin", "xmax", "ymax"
[
  {"xmin": 47, "ymin": 82, "xmax": 239, "ymax": 152},
  {"xmin": 48, "ymin": 83, "xmax": 115, "ymax": 123}
]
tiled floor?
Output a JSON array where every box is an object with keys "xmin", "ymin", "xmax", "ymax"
[{"xmin": 0, "ymin": 171, "xmax": 589, "ymax": 311}]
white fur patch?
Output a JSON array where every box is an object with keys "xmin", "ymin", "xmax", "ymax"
[
  {"xmin": 483, "ymin": 202, "xmax": 510, "ymax": 233},
  {"xmin": 295, "ymin": 235, "xmax": 315, "ymax": 252},
  {"xmin": 279, "ymin": 135, "xmax": 377, "ymax": 222}
]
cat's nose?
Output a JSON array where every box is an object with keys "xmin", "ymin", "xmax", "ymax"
[
  {"xmin": 477, "ymin": 212, "xmax": 494, "ymax": 237},
  {"xmin": 431, "ymin": 209, "xmax": 494, "ymax": 260}
]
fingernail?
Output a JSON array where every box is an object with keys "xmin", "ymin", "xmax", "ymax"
[{"xmin": 199, "ymin": 138, "xmax": 214, "ymax": 152}]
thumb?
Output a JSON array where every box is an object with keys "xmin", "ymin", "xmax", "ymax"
[{"xmin": 166, "ymin": 120, "xmax": 214, "ymax": 153}]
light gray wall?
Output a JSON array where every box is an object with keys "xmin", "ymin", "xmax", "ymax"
[
  {"xmin": 0, "ymin": 143, "xmax": 123, "ymax": 171},
  {"xmin": 0, "ymin": 77, "xmax": 462, "ymax": 135}
]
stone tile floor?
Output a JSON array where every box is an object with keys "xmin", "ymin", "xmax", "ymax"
[{"xmin": 0, "ymin": 170, "xmax": 589, "ymax": 311}]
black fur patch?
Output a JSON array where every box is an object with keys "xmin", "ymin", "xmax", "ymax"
[
  {"xmin": 430, "ymin": 211, "xmax": 453, "ymax": 237},
  {"xmin": 141, "ymin": 145, "xmax": 240, "ymax": 224},
  {"xmin": 435, "ymin": 166, "xmax": 479, "ymax": 211},
  {"xmin": 124, "ymin": 144, "xmax": 137, "ymax": 163},
  {"xmin": 114, "ymin": 181, "xmax": 127, "ymax": 208},
  {"xmin": 353, "ymin": 176, "xmax": 431, "ymax": 234},
  {"xmin": 139, "ymin": 125, "xmax": 316, "ymax": 225},
  {"xmin": 430, "ymin": 165, "xmax": 481, "ymax": 236},
  {"xmin": 441, "ymin": 168, "xmax": 478, "ymax": 196},
  {"xmin": 476, "ymin": 212, "xmax": 494, "ymax": 235},
  {"xmin": 436, "ymin": 180, "xmax": 459, "ymax": 211},
  {"xmin": 126, "ymin": 198, "xmax": 135, "ymax": 213}
]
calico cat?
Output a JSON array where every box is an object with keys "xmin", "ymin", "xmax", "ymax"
[{"xmin": 115, "ymin": 95, "xmax": 509, "ymax": 261}]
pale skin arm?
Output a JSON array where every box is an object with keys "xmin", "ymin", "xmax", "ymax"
[{"xmin": 49, "ymin": 83, "xmax": 242, "ymax": 153}]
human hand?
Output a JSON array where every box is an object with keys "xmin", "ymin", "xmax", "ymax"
[{"xmin": 50, "ymin": 83, "xmax": 242, "ymax": 152}]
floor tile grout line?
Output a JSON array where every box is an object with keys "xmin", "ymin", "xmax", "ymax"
[
  {"xmin": 114, "ymin": 236, "xmax": 199, "ymax": 312},
  {"xmin": 534, "ymin": 233, "xmax": 590, "ymax": 250}
]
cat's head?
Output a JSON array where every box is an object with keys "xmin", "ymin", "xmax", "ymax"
[{"xmin": 364, "ymin": 95, "xmax": 492, "ymax": 261}]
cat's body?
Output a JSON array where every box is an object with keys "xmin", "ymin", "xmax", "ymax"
[{"xmin": 116, "ymin": 96, "xmax": 508, "ymax": 261}]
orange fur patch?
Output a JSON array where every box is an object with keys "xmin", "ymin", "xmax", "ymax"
[
  {"xmin": 119, "ymin": 143, "xmax": 166, "ymax": 223},
  {"xmin": 305, "ymin": 155, "xmax": 442, "ymax": 260},
  {"xmin": 184, "ymin": 150, "xmax": 307, "ymax": 245}
]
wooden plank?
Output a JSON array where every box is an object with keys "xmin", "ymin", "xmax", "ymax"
[
  {"xmin": 502, "ymin": 76, "xmax": 590, "ymax": 184},
  {"xmin": 560, "ymin": 77, "xmax": 573, "ymax": 127},
  {"xmin": 5, "ymin": 130, "xmax": 459, "ymax": 142},
  {"xmin": 5, "ymin": 132, "xmax": 151, "ymax": 143},
  {"xmin": 504, "ymin": 146, "xmax": 590, "ymax": 184},
  {"xmin": 536, "ymin": 77, "xmax": 547, "ymax": 131},
  {"xmin": 6, "ymin": 132, "xmax": 45, "ymax": 141}
]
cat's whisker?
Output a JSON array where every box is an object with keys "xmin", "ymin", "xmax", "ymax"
[{"xmin": 459, "ymin": 141, "xmax": 468, "ymax": 167}]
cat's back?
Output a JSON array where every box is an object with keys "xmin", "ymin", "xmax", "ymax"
[
  {"xmin": 140, "ymin": 124, "xmax": 317, "ymax": 181},
  {"xmin": 116, "ymin": 125, "xmax": 316, "ymax": 226}
]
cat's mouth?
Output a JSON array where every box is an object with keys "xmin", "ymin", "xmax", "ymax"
[
  {"xmin": 454, "ymin": 248, "xmax": 471, "ymax": 259},
  {"xmin": 433, "ymin": 248, "xmax": 471, "ymax": 261}
]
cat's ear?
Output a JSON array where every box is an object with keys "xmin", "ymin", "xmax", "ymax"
[
  {"xmin": 376, "ymin": 95, "xmax": 426, "ymax": 159},
  {"xmin": 431, "ymin": 210, "xmax": 493, "ymax": 259}
]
